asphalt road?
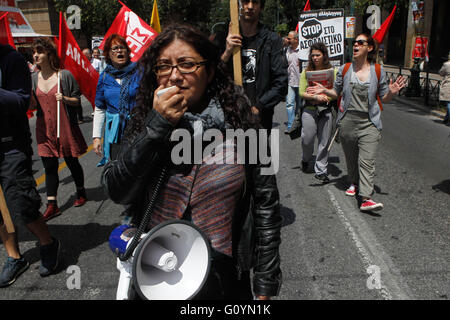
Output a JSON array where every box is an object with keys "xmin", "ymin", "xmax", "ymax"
[{"xmin": 0, "ymin": 96, "xmax": 448, "ymax": 300}]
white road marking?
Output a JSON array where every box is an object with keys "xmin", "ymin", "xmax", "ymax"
[{"xmin": 326, "ymin": 186, "xmax": 414, "ymax": 300}]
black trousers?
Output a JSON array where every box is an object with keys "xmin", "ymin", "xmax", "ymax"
[
  {"xmin": 193, "ymin": 253, "xmax": 253, "ymax": 300},
  {"xmin": 260, "ymin": 110, "xmax": 274, "ymax": 132}
]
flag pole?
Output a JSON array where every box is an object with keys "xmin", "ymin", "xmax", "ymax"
[
  {"xmin": 229, "ymin": 0, "xmax": 242, "ymax": 86},
  {"xmin": 57, "ymin": 71, "xmax": 61, "ymax": 139},
  {"xmin": 0, "ymin": 185, "xmax": 15, "ymax": 234}
]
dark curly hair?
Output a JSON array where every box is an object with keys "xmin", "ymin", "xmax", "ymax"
[
  {"xmin": 125, "ymin": 24, "xmax": 259, "ymax": 140},
  {"xmin": 306, "ymin": 42, "xmax": 332, "ymax": 71}
]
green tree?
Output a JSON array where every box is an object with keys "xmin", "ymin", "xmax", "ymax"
[{"xmin": 53, "ymin": 0, "xmax": 123, "ymax": 41}]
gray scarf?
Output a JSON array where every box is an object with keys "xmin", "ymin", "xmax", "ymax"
[{"xmin": 179, "ymin": 98, "xmax": 231, "ymax": 136}]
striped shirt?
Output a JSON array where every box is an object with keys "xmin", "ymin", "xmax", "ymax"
[{"xmin": 148, "ymin": 139, "xmax": 245, "ymax": 257}]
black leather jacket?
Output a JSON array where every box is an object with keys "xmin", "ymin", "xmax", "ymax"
[
  {"xmin": 214, "ymin": 23, "xmax": 288, "ymax": 114},
  {"xmin": 101, "ymin": 108, "xmax": 282, "ymax": 297}
]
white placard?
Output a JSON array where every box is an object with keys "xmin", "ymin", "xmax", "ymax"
[{"xmin": 298, "ymin": 9, "xmax": 345, "ymax": 68}]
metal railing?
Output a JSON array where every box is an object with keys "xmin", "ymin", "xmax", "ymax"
[{"xmin": 384, "ymin": 65, "xmax": 442, "ymax": 106}]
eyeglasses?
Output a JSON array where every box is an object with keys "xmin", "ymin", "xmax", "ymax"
[
  {"xmin": 352, "ymin": 39, "xmax": 368, "ymax": 46},
  {"xmin": 153, "ymin": 60, "xmax": 208, "ymax": 76},
  {"xmin": 242, "ymin": 0, "xmax": 260, "ymax": 4},
  {"xmin": 111, "ymin": 45, "xmax": 127, "ymax": 52}
]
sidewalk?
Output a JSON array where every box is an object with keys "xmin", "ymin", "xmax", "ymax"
[{"xmin": 393, "ymin": 94, "xmax": 446, "ymax": 120}]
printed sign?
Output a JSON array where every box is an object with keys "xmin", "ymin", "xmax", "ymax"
[
  {"xmin": 298, "ymin": 9, "xmax": 345, "ymax": 68},
  {"xmin": 412, "ymin": 36, "xmax": 428, "ymax": 61},
  {"xmin": 345, "ymin": 17, "xmax": 355, "ymax": 39},
  {"xmin": 306, "ymin": 68, "xmax": 335, "ymax": 88},
  {"xmin": 91, "ymin": 36, "xmax": 103, "ymax": 50}
]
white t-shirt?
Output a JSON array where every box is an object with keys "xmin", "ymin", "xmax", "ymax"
[{"xmin": 91, "ymin": 58, "xmax": 102, "ymax": 72}]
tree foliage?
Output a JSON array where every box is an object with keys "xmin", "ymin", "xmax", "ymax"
[{"xmin": 52, "ymin": 0, "xmax": 411, "ymax": 43}]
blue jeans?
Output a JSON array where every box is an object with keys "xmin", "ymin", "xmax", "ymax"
[
  {"xmin": 286, "ymin": 86, "xmax": 301, "ymax": 129},
  {"xmin": 444, "ymin": 101, "xmax": 450, "ymax": 122}
]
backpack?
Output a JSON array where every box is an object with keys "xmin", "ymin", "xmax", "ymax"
[{"xmin": 338, "ymin": 62, "xmax": 383, "ymax": 112}]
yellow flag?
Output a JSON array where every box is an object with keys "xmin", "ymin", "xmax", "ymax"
[{"xmin": 150, "ymin": 0, "xmax": 161, "ymax": 33}]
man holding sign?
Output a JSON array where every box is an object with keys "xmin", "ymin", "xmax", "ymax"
[
  {"xmin": 0, "ymin": 44, "xmax": 60, "ymax": 288},
  {"xmin": 217, "ymin": 0, "xmax": 287, "ymax": 131}
]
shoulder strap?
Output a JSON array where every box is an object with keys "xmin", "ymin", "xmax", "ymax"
[
  {"xmin": 342, "ymin": 62, "xmax": 352, "ymax": 79},
  {"xmin": 375, "ymin": 63, "xmax": 383, "ymax": 111},
  {"xmin": 375, "ymin": 63, "xmax": 381, "ymax": 81},
  {"xmin": 337, "ymin": 63, "xmax": 352, "ymax": 112}
]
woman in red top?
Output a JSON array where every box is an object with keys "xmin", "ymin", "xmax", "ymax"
[{"xmin": 31, "ymin": 38, "xmax": 88, "ymax": 220}]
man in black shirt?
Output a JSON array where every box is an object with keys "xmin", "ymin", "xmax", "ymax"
[{"xmin": 219, "ymin": 0, "xmax": 287, "ymax": 130}]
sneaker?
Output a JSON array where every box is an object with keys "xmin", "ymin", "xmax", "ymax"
[
  {"xmin": 43, "ymin": 203, "xmax": 61, "ymax": 221},
  {"xmin": 39, "ymin": 237, "xmax": 61, "ymax": 277},
  {"xmin": 0, "ymin": 256, "xmax": 30, "ymax": 288},
  {"xmin": 345, "ymin": 184, "xmax": 357, "ymax": 196},
  {"xmin": 360, "ymin": 199, "xmax": 384, "ymax": 212},
  {"xmin": 314, "ymin": 173, "xmax": 330, "ymax": 183},
  {"xmin": 73, "ymin": 196, "xmax": 87, "ymax": 207}
]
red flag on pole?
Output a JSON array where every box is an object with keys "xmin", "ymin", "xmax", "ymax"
[
  {"xmin": 373, "ymin": 5, "xmax": 397, "ymax": 44},
  {"xmin": 0, "ymin": 13, "xmax": 16, "ymax": 49},
  {"xmin": 304, "ymin": 0, "xmax": 311, "ymax": 11},
  {"xmin": 57, "ymin": 12, "xmax": 99, "ymax": 108},
  {"xmin": 99, "ymin": 2, "xmax": 157, "ymax": 62},
  {"xmin": 296, "ymin": 1, "xmax": 311, "ymax": 32}
]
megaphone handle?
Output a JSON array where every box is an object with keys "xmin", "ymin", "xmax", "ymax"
[{"xmin": 116, "ymin": 259, "xmax": 133, "ymax": 300}]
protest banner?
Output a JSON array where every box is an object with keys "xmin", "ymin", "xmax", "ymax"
[
  {"xmin": 298, "ymin": 9, "xmax": 345, "ymax": 69},
  {"xmin": 99, "ymin": 2, "xmax": 157, "ymax": 63},
  {"xmin": 58, "ymin": 12, "xmax": 99, "ymax": 108}
]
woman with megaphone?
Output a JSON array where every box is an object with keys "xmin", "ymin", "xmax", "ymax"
[{"xmin": 102, "ymin": 24, "xmax": 282, "ymax": 300}]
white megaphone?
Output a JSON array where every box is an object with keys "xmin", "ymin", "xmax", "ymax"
[{"xmin": 109, "ymin": 220, "xmax": 211, "ymax": 300}]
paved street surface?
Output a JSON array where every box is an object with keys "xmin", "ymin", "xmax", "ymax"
[{"xmin": 0, "ymin": 96, "xmax": 448, "ymax": 300}]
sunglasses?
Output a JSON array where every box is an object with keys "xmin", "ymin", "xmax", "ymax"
[
  {"xmin": 242, "ymin": 0, "xmax": 260, "ymax": 4},
  {"xmin": 352, "ymin": 39, "xmax": 368, "ymax": 46}
]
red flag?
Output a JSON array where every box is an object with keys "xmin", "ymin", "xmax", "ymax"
[
  {"xmin": 58, "ymin": 12, "xmax": 99, "ymax": 108},
  {"xmin": 304, "ymin": 0, "xmax": 311, "ymax": 11},
  {"xmin": 99, "ymin": 2, "xmax": 157, "ymax": 62},
  {"xmin": 373, "ymin": 5, "xmax": 397, "ymax": 44},
  {"xmin": 296, "ymin": 0, "xmax": 311, "ymax": 32},
  {"xmin": 0, "ymin": 13, "xmax": 16, "ymax": 49}
]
